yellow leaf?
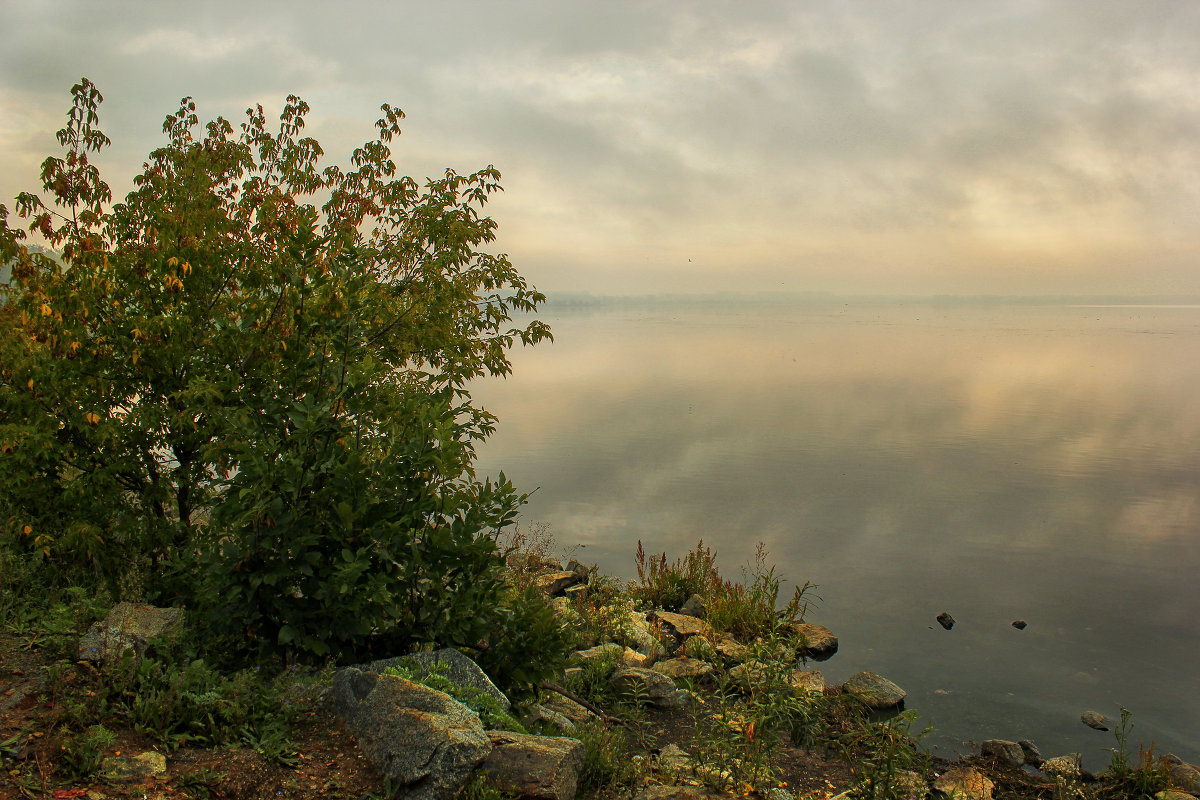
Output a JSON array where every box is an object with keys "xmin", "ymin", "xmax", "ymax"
[
  {"xmin": 131, "ymin": 328, "xmax": 141, "ymax": 340},
  {"xmin": 40, "ymin": 303, "xmax": 52, "ymax": 316},
  {"xmin": 22, "ymin": 525, "xmax": 32, "ymax": 536},
  {"xmin": 167, "ymin": 256, "xmax": 179, "ymax": 267},
  {"xmin": 27, "ymin": 378, "xmax": 34, "ymax": 390},
  {"xmin": 131, "ymin": 350, "xmax": 139, "ymax": 366},
  {"xmin": 85, "ymin": 412, "xmax": 101, "ymax": 425}
]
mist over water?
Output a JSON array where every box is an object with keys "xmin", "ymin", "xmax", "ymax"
[{"xmin": 472, "ymin": 298, "xmax": 1200, "ymax": 767}]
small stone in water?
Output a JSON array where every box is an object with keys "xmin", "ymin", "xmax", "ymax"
[
  {"xmin": 936, "ymin": 612, "xmax": 955, "ymax": 630},
  {"xmin": 1081, "ymin": 710, "xmax": 1109, "ymax": 731},
  {"xmin": 1012, "ymin": 620, "xmax": 1027, "ymax": 630}
]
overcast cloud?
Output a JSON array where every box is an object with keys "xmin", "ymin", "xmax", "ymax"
[{"xmin": 2, "ymin": 1, "xmax": 1198, "ymax": 295}]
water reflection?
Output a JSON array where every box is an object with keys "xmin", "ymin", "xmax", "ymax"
[{"xmin": 472, "ymin": 302, "xmax": 1200, "ymax": 764}]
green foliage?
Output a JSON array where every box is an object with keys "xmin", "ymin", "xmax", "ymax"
[
  {"xmin": 634, "ymin": 539, "xmax": 719, "ymax": 612},
  {"xmin": 473, "ymin": 583, "xmax": 577, "ymax": 701},
  {"xmin": 382, "ymin": 659, "xmax": 525, "ymax": 733},
  {"xmin": 58, "ymin": 723, "xmax": 116, "ymax": 779},
  {"xmin": 837, "ymin": 710, "xmax": 931, "ymax": 800},
  {"xmin": 0, "ymin": 79, "xmax": 548, "ymax": 663},
  {"xmin": 1103, "ymin": 708, "xmax": 1169, "ymax": 800},
  {"xmin": 633, "ymin": 540, "xmax": 817, "ymax": 642},
  {"xmin": 574, "ymin": 717, "xmax": 642, "ymax": 794}
]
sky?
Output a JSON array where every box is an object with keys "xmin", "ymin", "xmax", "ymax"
[{"xmin": 2, "ymin": 0, "xmax": 1199, "ymax": 297}]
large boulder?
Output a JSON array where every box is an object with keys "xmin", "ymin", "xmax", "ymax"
[
  {"xmin": 366, "ymin": 648, "xmax": 510, "ymax": 712},
  {"xmin": 981, "ymin": 739, "xmax": 1024, "ymax": 767},
  {"xmin": 77, "ymin": 602, "xmax": 184, "ymax": 664},
  {"xmin": 649, "ymin": 611, "xmax": 712, "ymax": 652},
  {"xmin": 332, "ymin": 668, "xmax": 492, "ymax": 800},
  {"xmin": 480, "ymin": 731, "xmax": 584, "ymax": 800},
  {"xmin": 789, "ymin": 623, "xmax": 839, "ymax": 661},
  {"xmin": 790, "ymin": 669, "xmax": 825, "ymax": 695},
  {"xmin": 1163, "ymin": 754, "xmax": 1200, "ymax": 795},
  {"xmin": 841, "ymin": 671, "xmax": 906, "ymax": 710}
]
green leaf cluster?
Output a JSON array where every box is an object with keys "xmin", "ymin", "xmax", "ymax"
[{"xmin": 0, "ymin": 79, "xmax": 549, "ymax": 665}]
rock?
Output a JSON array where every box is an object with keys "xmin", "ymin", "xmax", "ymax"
[
  {"xmin": 77, "ymin": 602, "xmax": 184, "ymax": 664},
  {"xmin": 541, "ymin": 694, "xmax": 595, "ymax": 725},
  {"xmin": 681, "ymin": 635, "xmax": 718, "ymax": 662},
  {"xmin": 651, "ymin": 657, "xmax": 714, "ymax": 684},
  {"xmin": 533, "ymin": 571, "xmax": 582, "ymax": 596},
  {"xmin": 728, "ymin": 660, "xmax": 769, "ymax": 692},
  {"xmin": 790, "ymin": 669, "xmax": 825, "ymax": 694},
  {"xmin": 649, "ymin": 610, "xmax": 712, "ymax": 652},
  {"xmin": 1019, "ymin": 739, "xmax": 1043, "ymax": 767},
  {"xmin": 610, "ymin": 667, "xmax": 688, "ymax": 707},
  {"xmin": 101, "ymin": 751, "xmax": 167, "ymax": 782},
  {"xmin": 765, "ymin": 788, "xmax": 797, "ymax": 800},
  {"xmin": 563, "ymin": 584, "xmax": 588, "ymax": 601},
  {"xmin": 934, "ymin": 766, "xmax": 993, "ymax": 799},
  {"xmin": 713, "ymin": 635, "xmax": 749, "ymax": 664},
  {"xmin": 1012, "ymin": 620, "xmax": 1027, "ymax": 630},
  {"xmin": 789, "ymin": 623, "xmax": 839, "ymax": 660},
  {"xmin": 1041, "ymin": 753, "xmax": 1082, "ymax": 780},
  {"xmin": 621, "ymin": 610, "xmax": 663, "ymax": 655},
  {"xmin": 677, "ymin": 594, "xmax": 707, "ymax": 619},
  {"xmin": 565, "ymin": 559, "xmax": 590, "ymax": 580},
  {"xmin": 1155, "ymin": 791, "xmax": 1198, "ymax": 800},
  {"xmin": 981, "ymin": 739, "xmax": 1024, "ymax": 766},
  {"xmin": 893, "ymin": 769, "xmax": 929, "ymax": 798},
  {"xmin": 1164, "ymin": 754, "xmax": 1200, "ymax": 794},
  {"xmin": 332, "ymin": 668, "xmax": 492, "ymax": 800},
  {"xmin": 656, "ymin": 743, "xmax": 691, "ymax": 771},
  {"xmin": 936, "ymin": 612, "xmax": 955, "ymax": 631},
  {"xmin": 842, "ymin": 671, "xmax": 906, "ymax": 709},
  {"xmin": 574, "ymin": 643, "xmax": 644, "ymax": 669},
  {"xmin": 1081, "ymin": 710, "xmax": 1109, "ymax": 731},
  {"xmin": 523, "ymin": 704, "xmax": 575, "ymax": 733},
  {"xmin": 367, "ymin": 648, "xmax": 510, "ymax": 712},
  {"xmin": 481, "ymin": 731, "xmax": 584, "ymax": 800}
]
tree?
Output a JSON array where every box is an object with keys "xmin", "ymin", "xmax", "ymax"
[{"xmin": 0, "ymin": 79, "xmax": 551, "ymax": 663}]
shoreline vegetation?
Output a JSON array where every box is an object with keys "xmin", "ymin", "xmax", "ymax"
[{"xmin": 2, "ymin": 533, "xmax": 1196, "ymax": 800}]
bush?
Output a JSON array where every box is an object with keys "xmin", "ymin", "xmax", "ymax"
[{"xmin": 1, "ymin": 79, "xmax": 548, "ymax": 664}]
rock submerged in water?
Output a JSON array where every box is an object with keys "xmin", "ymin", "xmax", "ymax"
[
  {"xmin": 1012, "ymin": 619, "xmax": 1027, "ymax": 630},
  {"xmin": 1081, "ymin": 710, "xmax": 1109, "ymax": 731},
  {"xmin": 936, "ymin": 612, "xmax": 955, "ymax": 630},
  {"xmin": 789, "ymin": 623, "xmax": 839, "ymax": 660}
]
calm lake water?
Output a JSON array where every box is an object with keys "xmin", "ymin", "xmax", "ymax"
[{"xmin": 471, "ymin": 298, "xmax": 1200, "ymax": 767}]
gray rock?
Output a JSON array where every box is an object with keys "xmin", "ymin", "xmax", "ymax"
[
  {"xmin": 565, "ymin": 559, "xmax": 590, "ymax": 579},
  {"xmin": 934, "ymin": 766, "xmax": 993, "ymax": 799},
  {"xmin": 332, "ymin": 668, "xmax": 492, "ymax": 800},
  {"xmin": 1012, "ymin": 620, "xmax": 1028, "ymax": 630},
  {"xmin": 842, "ymin": 671, "xmax": 906, "ymax": 709},
  {"xmin": 541, "ymin": 694, "xmax": 595, "ymax": 725},
  {"xmin": 573, "ymin": 643, "xmax": 644, "ymax": 669},
  {"xmin": 712, "ymin": 635, "xmax": 749, "ymax": 664},
  {"xmin": 621, "ymin": 610, "xmax": 663, "ymax": 655},
  {"xmin": 563, "ymin": 584, "xmax": 588, "ymax": 601},
  {"xmin": 1154, "ymin": 791, "xmax": 1198, "ymax": 800},
  {"xmin": 1164, "ymin": 754, "xmax": 1200, "ymax": 794},
  {"xmin": 728, "ymin": 660, "xmax": 770, "ymax": 692},
  {"xmin": 1019, "ymin": 739, "xmax": 1043, "ymax": 767},
  {"xmin": 610, "ymin": 667, "xmax": 688, "ymax": 707},
  {"xmin": 789, "ymin": 623, "xmax": 839, "ymax": 660},
  {"xmin": 649, "ymin": 610, "xmax": 711, "ymax": 652},
  {"xmin": 533, "ymin": 571, "xmax": 582, "ymax": 596},
  {"xmin": 936, "ymin": 612, "xmax": 955, "ymax": 630},
  {"xmin": 981, "ymin": 739, "xmax": 1024, "ymax": 766},
  {"xmin": 656, "ymin": 743, "xmax": 691, "ymax": 771},
  {"xmin": 481, "ymin": 731, "xmax": 584, "ymax": 800},
  {"xmin": 790, "ymin": 669, "xmax": 825, "ymax": 695},
  {"xmin": 677, "ymin": 594, "xmax": 707, "ymax": 619},
  {"xmin": 1041, "ymin": 753, "xmax": 1083, "ymax": 780},
  {"xmin": 524, "ymin": 704, "xmax": 575, "ymax": 733},
  {"xmin": 1081, "ymin": 710, "xmax": 1109, "ymax": 731},
  {"xmin": 651, "ymin": 657, "xmax": 715, "ymax": 684},
  {"xmin": 77, "ymin": 602, "xmax": 184, "ymax": 664},
  {"xmin": 101, "ymin": 751, "xmax": 167, "ymax": 783},
  {"xmin": 366, "ymin": 648, "xmax": 510, "ymax": 712}
]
